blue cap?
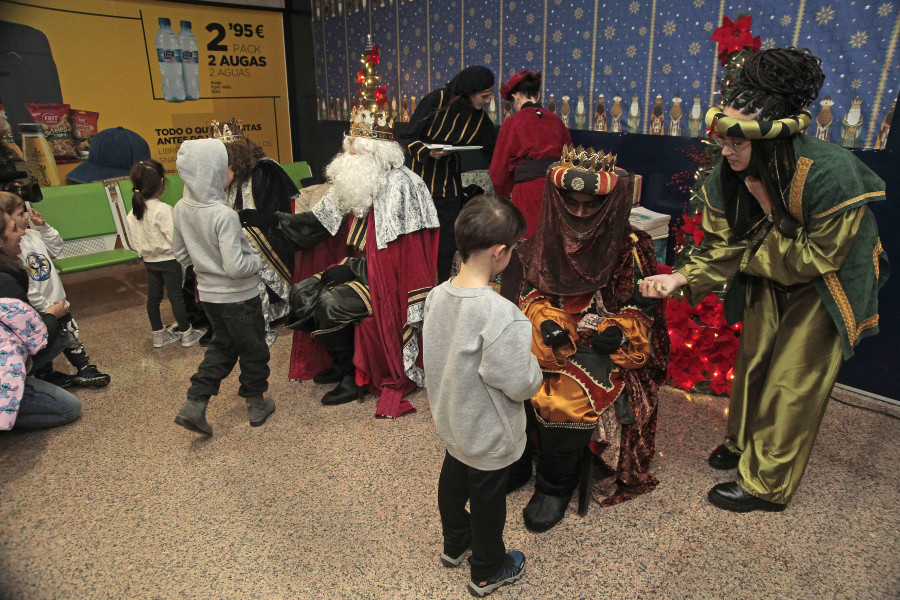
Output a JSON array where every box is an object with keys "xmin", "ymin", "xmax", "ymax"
[
  {"xmin": 180, "ymin": 20, "xmax": 192, "ymax": 29},
  {"xmin": 158, "ymin": 17, "xmax": 171, "ymax": 27},
  {"xmin": 67, "ymin": 127, "xmax": 151, "ymax": 183}
]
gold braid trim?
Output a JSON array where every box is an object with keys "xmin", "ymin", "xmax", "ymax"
[
  {"xmin": 811, "ymin": 191, "xmax": 886, "ymax": 219},
  {"xmin": 874, "ymin": 239, "xmax": 884, "ymax": 280},
  {"xmin": 346, "ymin": 215, "xmax": 368, "ymax": 251},
  {"xmin": 244, "ymin": 226, "xmax": 292, "ymax": 286},
  {"xmin": 347, "ymin": 280, "xmax": 373, "ymax": 315},
  {"xmin": 789, "ymin": 157, "xmax": 813, "ymax": 225},
  {"xmin": 701, "ymin": 183, "xmax": 725, "ymax": 214},
  {"xmin": 822, "ymin": 272, "xmax": 880, "ymax": 345}
]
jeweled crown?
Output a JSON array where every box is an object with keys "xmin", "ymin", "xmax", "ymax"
[
  {"xmin": 210, "ymin": 119, "xmax": 243, "ymax": 142},
  {"xmin": 557, "ymin": 144, "xmax": 617, "ymax": 174},
  {"xmin": 349, "ymin": 104, "xmax": 395, "ymax": 141}
]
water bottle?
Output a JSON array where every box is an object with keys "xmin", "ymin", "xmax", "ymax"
[
  {"xmin": 156, "ymin": 17, "xmax": 185, "ymax": 102},
  {"xmin": 177, "ymin": 20, "xmax": 201, "ymax": 100}
]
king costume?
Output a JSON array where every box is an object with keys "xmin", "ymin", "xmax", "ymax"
[
  {"xmin": 683, "ymin": 121, "xmax": 888, "ymax": 506},
  {"xmin": 517, "ymin": 145, "xmax": 669, "ymax": 531},
  {"xmin": 273, "ymin": 108, "xmax": 439, "ymax": 419}
]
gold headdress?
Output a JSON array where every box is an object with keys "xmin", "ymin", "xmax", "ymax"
[
  {"xmin": 209, "ymin": 118, "xmax": 243, "ymax": 143},
  {"xmin": 549, "ymin": 144, "xmax": 621, "ymax": 195},
  {"xmin": 349, "ymin": 34, "xmax": 394, "ymax": 141}
]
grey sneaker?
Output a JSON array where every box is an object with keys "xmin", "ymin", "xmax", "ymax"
[
  {"xmin": 152, "ymin": 326, "xmax": 180, "ymax": 348},
  {"xmin": 174, "ymin": 399, "xmax": 212, "ymax": 434},
  {"xmin": 468, "ymin": 551, "xmax": 526, "ymax": 597},
  {"xmin": 246, "ymin": 395, "xmax": 275, "ymax": 427},
  {"xmin": 440, "ymin": 546, "xmax": 470, "ymax": 567},
  {"xmin": 180, "ymin": 326, "xmax": 204, "ymax": 347}
]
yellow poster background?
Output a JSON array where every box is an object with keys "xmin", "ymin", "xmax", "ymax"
[{"xmin": 2, "ymin": 0, "xmax": 291, "ymax": 177}]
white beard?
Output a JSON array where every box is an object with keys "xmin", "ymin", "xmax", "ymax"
[{"xmin": 325, "ymin": 151, "xmax": 386, "ymax": 218}]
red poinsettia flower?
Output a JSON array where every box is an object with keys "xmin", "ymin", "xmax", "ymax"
[
  {"xmin": 680, "ymin": 210, "xmax": 704, "ymax": 245},
  {"xmin": 374, "ymin": 85, "xmax": 388, "ymax": 106},
  {"xmin": 710, "ymin": 15, "xmax": 760, "ymax": 66},
  {"xmin": 366, "ymin": 44, "xmax": 380, "ymax": 65},
  {"xmin": 357, "ymin": 68, "xmax": 366, "ymax": 84}
]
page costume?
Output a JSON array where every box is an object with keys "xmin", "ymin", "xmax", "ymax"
[
  {"xmin": 277, "ymin": 165, "xmax": 439, "ymax": 418},
  {"xmin": 681, "ymin": 132, "xmax": 888, "ymax": 504},
  {"xmin": 226, "ymin": 157, "xmax": 298, "ymax": 330},
  {"xmin": 517, "ymin": 148, "xmax": 669, "ymax": 529},
  {"xmin": 490, "ymin": 71, "xmax": 572, "ymax": 238}
]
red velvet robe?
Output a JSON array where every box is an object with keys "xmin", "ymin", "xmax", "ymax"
[
  {"xmin": 489, "ymin": 105, "xmax": 572, "ymax": 237},
  {"xmin": 289, "ymin": 211, "xmax": 439, "ymax": 418}
]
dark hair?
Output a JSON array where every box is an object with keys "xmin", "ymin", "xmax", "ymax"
[
  {"xmin": 727, "ymin": 47, "xmax": 825, "ymax": 119},
  {"xmin": 129, "ymin": 159, "xmax": 166, "ymax": 221},
  {"xmin": 510, "ymin": 73, "xmax": 541, "ymax": 99},
  {"xmin": 226, "ymin": 138, "xmax": 266, "ymax": 190},
  {"xmin": 455, "ymin": 193, "xmax": 526, "ymax": 261},
  {"xmin": 0, "ymin": 212, "xmax": 24, "ymax": 273}
]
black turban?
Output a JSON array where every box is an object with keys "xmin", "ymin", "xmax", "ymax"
[{"xmin": 446, "ymin": 66, "xmax": 495, "ymax": 96}]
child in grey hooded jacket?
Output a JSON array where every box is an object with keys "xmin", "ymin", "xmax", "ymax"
[{"xmin": 171, "ymin": 138, "xmax": 274, "ymax": 435}]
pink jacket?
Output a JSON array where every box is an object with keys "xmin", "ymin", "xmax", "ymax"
[{"xmin": 0, "ymin": 298, "xmax": 48, "ymax": 430}]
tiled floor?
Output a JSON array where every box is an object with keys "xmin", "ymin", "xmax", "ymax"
[{"xmin": 0, "ymin": 263, "xmax": 897, "ymax": 599}]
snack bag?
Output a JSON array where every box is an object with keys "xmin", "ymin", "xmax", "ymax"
[
  {"xmin": 24, "ymin": 102, "xmax": 77, "ymax": 161},
  {"xmin": 70, "ymin": 109, "xmax": 100, "ymax": 159}
]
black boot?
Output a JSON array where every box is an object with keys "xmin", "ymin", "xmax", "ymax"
[
  {"xmin": 321, "ymin": 373, "xmax": 362, "ymax": 405},
  {"xmin": 316, "ymin": 327, "xmax": 361, "ymax": 406}
]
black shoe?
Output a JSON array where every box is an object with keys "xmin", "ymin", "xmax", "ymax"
[
  {"xmin": 70, "ymin": 365, "xmax": 111, "ymax": 387},
  {"xmin": 522, "ymin": 490, "xmax": 572, "ymax": 533},
  {"xmin": 321, "ymin": 374, "xmax": 362, "ymax": 406},
  {"xmin": 707, "ymin": 482, "xmax": 786, "ymax": 513},
  {"xmin": 313, "ymin": 365, "xmax": 342, "ymax": 384},
  {"xmin": 198, "ymin": 329, "xmax": 213, "ymax": 347},
  {"xmin": 708, "ymin": 444, "xmax": 740, "ymax": 470}
]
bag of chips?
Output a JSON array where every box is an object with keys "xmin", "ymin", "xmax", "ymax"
[
  {"xmin": 24, "ymin": 102, "xmax": 77, "ymax": 161},
  {"xmin": 70, "ymin": 109, "xmax": 100, "ymax": 159}
]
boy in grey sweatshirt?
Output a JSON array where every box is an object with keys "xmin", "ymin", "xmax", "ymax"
[
  {"xmin": 171, "ymin": 138, "xmax": 274, "ymax": 435},
  {"xmin": 423, "ymin": 194, "xmax": 542, "ymax": 597}
]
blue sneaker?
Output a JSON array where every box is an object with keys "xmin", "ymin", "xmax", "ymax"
[{"xmin": 468, "ymin": 551, "xmax": 526, "ymax": 597}]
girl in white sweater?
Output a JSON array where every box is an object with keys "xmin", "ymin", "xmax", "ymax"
[{"xmin": 126, "ymin": 160, "xmax": 202, "ymax": 348}]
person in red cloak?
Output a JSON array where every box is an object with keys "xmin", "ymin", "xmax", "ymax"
[
  {"xmin": 515, "ymin": 144, "xmax": 670, "ymax": 532},
  {"xmin": 489, "ymin": 69, "xmax": 572, "ymax": 238},
  {"xmin": 248, "ymin": 106, "xmax": 440, "ymax": 418}
]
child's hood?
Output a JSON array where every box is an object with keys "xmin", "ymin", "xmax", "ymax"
[{"xmin": 176, "ymin": 138, "xmax": 228, "ymax": 207}]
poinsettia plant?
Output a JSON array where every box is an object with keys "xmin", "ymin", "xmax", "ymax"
[{"xmin": 665, "ymin": 14, "xmax": 760, "ymax": 396}]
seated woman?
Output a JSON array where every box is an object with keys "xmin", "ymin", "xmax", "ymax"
[{"xmin": 0, "ymin": 212, "xmax": 80, "ymax": 429}]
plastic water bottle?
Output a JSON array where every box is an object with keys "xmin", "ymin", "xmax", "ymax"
[
  {"xmin": 178, "ymin": 20, "xmax": 201, "ymax": 100},
  {"xmin": 156, "ymin": 17, "xmax": 185, "ymax": 102}
]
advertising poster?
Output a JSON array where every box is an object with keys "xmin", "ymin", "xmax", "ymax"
[{"xmin": 0, "ymin": 0, "xmax": 291, "ymax": 180}]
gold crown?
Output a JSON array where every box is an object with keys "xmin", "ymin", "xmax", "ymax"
[
  {"xmin": 348, "ymin": 104, "xmax": 394, "ymax": 141},
  {"xmin": 851, "ymin": 98, "xmax": 862, "ymax": 109},
  {"xmin": 557, "ymin": 144, "xmax": 617, "ymax": 173},
  {"xmin": 210, "ymin": 119, "xmax": 243, "ymax": 142}
]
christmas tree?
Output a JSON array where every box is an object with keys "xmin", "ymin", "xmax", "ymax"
[
  {"xmin": 665, "ymin": 15, "xmax": 760, "ymax": 396},
  {"xmin": 356, "ymin": 34, "xmax": 388, "ymax": 114}
]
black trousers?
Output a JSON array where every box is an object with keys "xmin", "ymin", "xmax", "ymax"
[
  {"xmin": 145, "ymin": 259, "xmax": 191, "ymax": 332},
  {"xmin": 433, "ymin": 195, "xmax": 462, "ymax": 282},
  {"xmin": 438, "ymin": 451, "xmax": 510, "ymax": 581},
  {"xmin": 187, "ymin": 296, "xmax": 269, "ymax": 401},
  {"xmin": 535, "ymin": 424, "xmax": 594, "ymax": 496}
]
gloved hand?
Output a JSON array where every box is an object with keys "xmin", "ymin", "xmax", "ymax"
[
  {"xmin": 238, "ymin": 209, "xmax": 276, "ymax": 231},
  {"xmin": 540, "ymin": 319, "xmax": 571, "ymax": 348},
  {"xmin": 321, "ymin": 263, "xmax": 355, "ymax": 287},
  {"xmin": 591, "ymin": 326, "xmax": 626, "ymax": 355}
]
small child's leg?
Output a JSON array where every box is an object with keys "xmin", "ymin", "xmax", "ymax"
[{"xmin": 437, "ymin": 452, "xmax": 472, "ymax": 566}]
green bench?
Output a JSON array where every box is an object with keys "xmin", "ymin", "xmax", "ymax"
[
  {"xmin": 37, "ymin": 182, "xmax": 140, "ymax": 274},
  {"xmin": 37, "ymin": 161, "xmax": 311, "ymax": 275}
]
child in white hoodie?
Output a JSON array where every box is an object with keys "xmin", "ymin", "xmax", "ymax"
[
  {"xmin": 125, "ymin": 159, "xmax": 202, "ymax": 349},
  {"xmin": 171, "ymin": 138, "xmax": 274, "ymax": 435},
  {"xmin": 0, "ymin": 191, "xmax": 110, "ymax": 389}
]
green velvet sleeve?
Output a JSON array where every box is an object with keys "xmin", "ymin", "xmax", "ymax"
[{"xmin": 744, "ymin": 208, "xmax": 864, "ymax": 287}]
